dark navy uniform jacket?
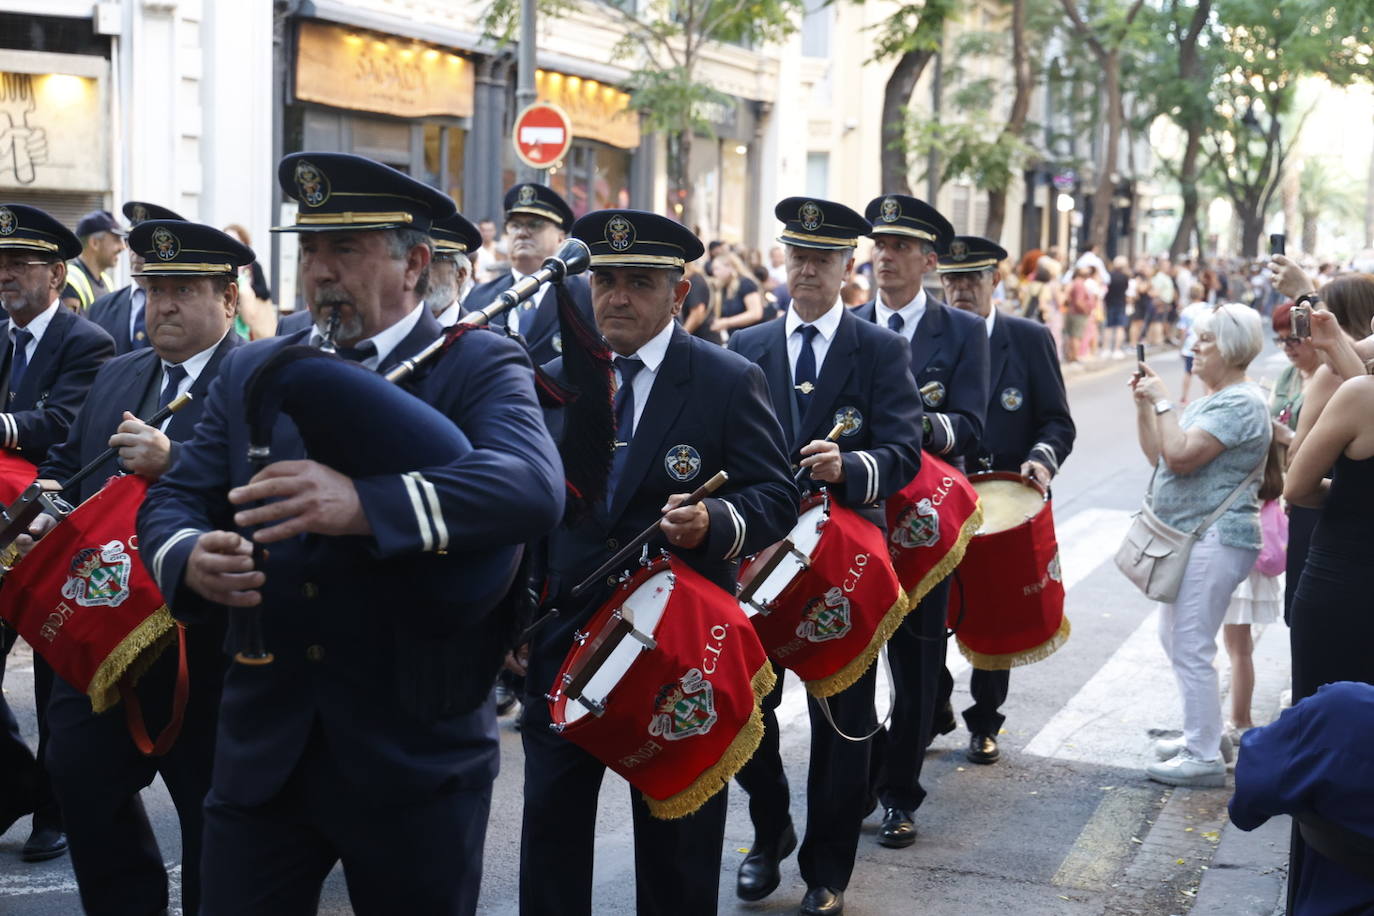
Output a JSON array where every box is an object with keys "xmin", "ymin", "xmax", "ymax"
[
  {"xmin": 86, "ymin": 285, "xmax": 140, "ymax": 355},
  {"xmin": 274, "ymin": 309, "xmax": 313, "ymax": 337},
  {"xmin": 527, "ymin": 324, "xmax": 798, "ymax": 693},
  {"xmin": 462, "ymin": 274, "xmax": 594, "ymax": 366},
  {"xmin": 136, "ymin": 310, "xmax": 565, "ymax": 807},
  {"xmin": 728, "ymin": 308, "xmax": 923, "ymax": 511},
  {"xmin": 977, "ymin": 311, "xmax": 1075, "ymax": 476},
  {"xmin": 852, "ymin": 296, "xmax": 987, "ymax": 464},
  {"xmin": 1231, "ymin": 682, "xmax": 1374, "ymax": 915},
  {"xmin": 0, "ymin": 307, "xmax": 114, "ymax": 464}
]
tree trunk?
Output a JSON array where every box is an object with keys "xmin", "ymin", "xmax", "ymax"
[
  {"xmin": 670, "ymin": 128, "xmax": 695, "ymax": 231},
  {"xmin": 1088, "ymin": 50, "xmax": 1122, "ymax": 253},
  {"xmin": 985, "ymin": 0, "xmax": 1031, "ymax": 244},
  {"xmin": 1239, "ymin": 204, "xmax": 1264, "ymax": 258},
  {"xmin": 1301, "ymin": 207, "xmax": 1318, "ymax": 255},
  {"xmin": 881, "ymin": 49, "xmax": 936, "ymax": 196},
  {"xmin": 1168, "ymin": 125, "xmax": 1201, "ymax": 259}
]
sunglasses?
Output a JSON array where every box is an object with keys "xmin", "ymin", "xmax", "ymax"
[{"xmin": 1272, "ymin": 336, "xmax": 1303, "ymax": 348}]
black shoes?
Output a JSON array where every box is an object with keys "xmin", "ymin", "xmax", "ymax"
[
  {"xmin": 967, "ymin": 733, "xmax": 1000, "ymax": 765},
  {"xmin": 736, "ymin": 821, "xmax": 797, "ymax": 901},
  {"xmin": 926, "ymin": 702, "xmax": 957, "ymax": 748},
  {"xmin": 878, "ymin": 807, "xmax": 916, "ymax": 848},
  {"xmin": 800, "ymin": 885, "xmax": 844, "ymax": 915},
  {"xmin": 21, "ymin": 823, "xmax": 67, "ymax": 862}
]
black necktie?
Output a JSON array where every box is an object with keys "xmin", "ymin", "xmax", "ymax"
[
  {"xmin": 9, "ymin": 328, "xmax": 32, "ymax": 401},
  {"xmin": 157, "ymin": 364, "xmax": 188, "ymax": 413},
  {"xmin": 608, "ymin": 356, "xmax": 644, "ymax": 505},
  {"xmin": 793, "ymin": 324, "xmax": 820, "ymax": 417},
  {"xmin": 888, "ymin": 312, "xmax": 904, "ymax": 333},
  {"xmin": 336, "ymin": 342, "xmax": 377, "ymax": 364}
]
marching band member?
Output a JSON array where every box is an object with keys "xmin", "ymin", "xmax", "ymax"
[
  {"xmin": 518, "ymin": 209, "xmax": 796, "ymax": 916},
  {"xmin": 86, "ymin": 201, "xmax": 188, "ymax": 354},
  {"xmin": 137, "ymin": 153, "xmax": 564, "ymax": 914},
  {"xmin": 942, "ymin": 235, "xmax": 1074, "ymax": 764},
  {"xmin": 428, "ymin": 211, "xmax": 482, "ymax": 327},
  {"xmin": 851, "ymin": 195, "xmax": 990, "ymax": 850},
  {"xmin": 0, "ymin": 203, "xmax": 114, "ymax": 862},
  {"xmin": 35, "ymin": 221, "xmax": 249, "ymax": 914},
  {"xmin": 729, "ymin": 197, "xmax": 923, "ymax": 916}
]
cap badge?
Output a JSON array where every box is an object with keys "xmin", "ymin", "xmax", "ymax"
[
  {"xmin": 799, "ymin": 201, "xmax": 823, "ymax": 232},
  {"xmin": 518, "ymin": 185, "xmax": 537, "ymax": 206},
  {"xmin": 949, "ymin": 240, "xmax": 969, "ymax": 261},
  {"xmin": 130, "ymin": 204, "xmax": 148, "ymax": 225},
  {"xmin": 0, "ymin": 208, "xmax": 14, "ymax": 236},
  {"xmin": 605, "ymin": 215, "xmax": 636, "ymax": 252},
  {"xmin": 879, "ymin": 197, "xmax": 901, "ymax": 223},
  {"xmin": 294, "ymin": 160, "xmax": 330, "ymax": 208},
  {"xmin": 151, "ymin": 227, "xmax": 180, "ymax": 261}
]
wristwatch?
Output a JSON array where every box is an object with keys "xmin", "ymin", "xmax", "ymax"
[
  {"xmin": 1153, "ymin": 399, "xmax": 1174, "ymax": 416},
  {"xmin": 1295, "ymin": 292, "xmax": 1321, "ymax": 309}
]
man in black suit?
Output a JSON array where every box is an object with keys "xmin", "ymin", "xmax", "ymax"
[
  {"xmin": 729, "ymin": 198, "xmax": 923, "ymax": 916},
  {"xmin": 0, "ymin": 203, "xmax": 114, "ymax": 861},
  {"xmin": 30, "ymin": 221, "xmax": 249, "ymax": 914},
  {"xmin": 942, "ymin": 235, "xmax": 1075, "ymax": 765},
  {"xmin": 519, "ymin": 209, "xmax": 797, "ymax": 916},
  {"xmin": 86, "ymin": 202, "xmax": 187, "ymax": 354},
  {"xmin": 850, "ymin": 194, "xmax": 990, "ymax": 850},
  {"xmin": 462, "ymin": 184, "xmax": 594, "ymax": 364},
  {"xmin": 137, "ymin": 153, "xmax": 565, "ymax": 914}
]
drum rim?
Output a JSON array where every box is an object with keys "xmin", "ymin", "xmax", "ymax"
[{"xmin": 966, "ymin": 470, "xmax": 1049, "ymax": 501}]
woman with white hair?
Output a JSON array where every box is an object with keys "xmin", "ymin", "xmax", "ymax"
[{"xmin": 1129, "ymin": 303, "xmax": 1273, "ymax": 787}]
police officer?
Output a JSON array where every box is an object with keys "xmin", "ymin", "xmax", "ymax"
[
  {"xmin": 463, "ymin": 184, "xmax": 594, "ymax": 363},
  {"xmin": 853, "ymin": 195, "xmax": 989, "ymax": 850},
  {"xmin": 87, "ymin": 201, "xmax": 187, "ymax": 353},
  {"xmin": 729, "ymin": 198, "xmax": 923, "ymax": 916},
  {"xmin": 136, "ymin": 153, "xmax": 565, "ymax": 914},
  {"xmin": 941, "ymin": 235, "xmax": 1074, "ymax": 764},
  {"xmin": 62, "ymin": 210, "xmax": 126, "ymax": 312},
  {"xmin": 0, "ymin": 203, "xmax": 114, "ymax": 861},
  {"xmin": 35, "ymin": 221, "xmax": 249, "ymax": 914},
  {"xmin": 519, "ymin": 209, "xmax": 797, "ymax": 916},
  {"xmin": 429, "ymin": 211, "xmax": 481, "ymax": 327}
]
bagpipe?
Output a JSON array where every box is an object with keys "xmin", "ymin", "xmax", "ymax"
[{"xmin": 0, "ymin": 396, "xmax": 195, "ymax": 756}]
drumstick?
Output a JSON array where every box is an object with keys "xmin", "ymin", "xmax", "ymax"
[
  {"xmin": 570, "ymin": 470, "xmax": 729, "ymax": 597},
  {"xmin": 794, "ymin": 420, "xmax": 848, "ymax": 485}
]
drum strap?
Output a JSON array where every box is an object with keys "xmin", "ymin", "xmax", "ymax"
[
  {"xmin": 814, "ymin": 647, "xmax": 899, "ymax": 743},
  {"xmin": 118, "ymin": 621, "xmax": 190, "ymax": 758}
]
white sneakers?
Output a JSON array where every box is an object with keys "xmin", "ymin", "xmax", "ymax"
[
  {"xmin": 1153, "ymin": 732, "xmax": 1234, "ymax": 763},
  {"xmin": 1146, "ymin": 750, "xmax": 1226, "ymax": 788}
]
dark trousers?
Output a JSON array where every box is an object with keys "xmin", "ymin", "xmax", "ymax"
[
  {"xmin": 962, "ymin": 668, "xmax": 1011, "ymax": 735},
  {"xmin": 870, "ymin": 579, "xmax": 948, "ymax": 812},
  {"xmin": 735, "ymin": 660, "xmax": 877, "ymax": 891},
  {"xmin": 0, "ymin": 626, "xmax": 60, "ymax": 830},
  {"xmin": 45, "ymin": 637, "xmax": 221, "ymax": 916},
  {"xmin": 200, "ymin": 729, "xmax": 491, "ymax": 916},
  {"xmin": 520, "ymin": 691, "xmax": 727, "ymax": 915}
]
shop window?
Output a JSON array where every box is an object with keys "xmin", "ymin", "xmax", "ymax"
[
  {"xmin": 423, "ymin": 123, "xmax": 466, "ymax": 209},
  {"xmin": 349, "ymin": 117, "xmax": 411, "ymax": 169},
  {"xmin": 805, "ymin": 152, "xmax": 829, "ymax": 197},
  {"xmin": 801, "ymin": 0, "xmax": 831, "ymax": 58}
]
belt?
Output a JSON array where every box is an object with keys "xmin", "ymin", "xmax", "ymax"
[{"xmin": 1298, "ymin": 812, "xmax": 1374, "ymax": 882}]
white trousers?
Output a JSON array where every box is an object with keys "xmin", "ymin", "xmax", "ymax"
[{"xmin": 1157, "ymin": 528, "xmax": 1258, "ymax": 760}]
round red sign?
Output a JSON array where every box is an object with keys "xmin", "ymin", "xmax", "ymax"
[{"xmin": 512, "ymin": 102, "xmax": 573, "ymax": 169}]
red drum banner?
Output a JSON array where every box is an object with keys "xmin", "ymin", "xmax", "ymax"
[
  {"xmin": 0, "ymin": 451, "xmax": 37, "ymax": 505},
  {"xmin": 884, "ymin": 451, "xmax": 983, "ymax": 606},
  {"xmin": 0, "ymin": 475, "xmax": 174, "ymax": 712}
]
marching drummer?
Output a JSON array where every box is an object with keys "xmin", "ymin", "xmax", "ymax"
[
  {"xmin": 942, "ymin": 235, "xmax": 1075, "ymax": 764},
  {"xmin": 517, "ymin": 209, "xmax": 796, "ymax": 916},
  {"xmin": 729, "ymin": 197, "xmax": 923, "ymax": 916},
  {"xmin": 854, "ymin": 195, "xmax": 990, "ymax": 852}
]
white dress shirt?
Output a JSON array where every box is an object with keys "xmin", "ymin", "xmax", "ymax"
[
  {"xmin": 155, "ymin": 331, "xmax": 227, "ymax": 428},
  {"xmin": 874, "ymin": 287, "xmax": 927, "ymax": 343},
  {"xmin": 784, "ymin": 298, "xmax": 845, "ymax": 381},
  {"xmin": 505, "ymin": 271, "xmax": 549, "ymax": 334},
  {"xmin": 434, "ymin": 300, "xmax": 462, "ymax": 328},
  {"xmin": 616, "ymin": 319, "xmax": 675, "ymax": 433},
  {"xmin": 984, "ymin": 305, "xmax": 997, "ymax": 338},
  {"xmin": 129, "ymin": 286, "xmax": 147, "ymax": 345},
  {"xmin": 12, "ymin": 299, "xmax": 59, "ymax": 360}
]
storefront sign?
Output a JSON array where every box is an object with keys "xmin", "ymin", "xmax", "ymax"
[
  {"xmin": 535, "ymin": 70, "xmax": 639, "ymax": 150},
  {"xmin": 0, "ymin": 71, "xmax": 105, "ymax": 191},
  {"xmin": 513, "ymin": 103, "xmax": 573, "ymax": 169},
  {"xmin": 295, "ymin": 21, "xmax": 474, "ymax": 120}
]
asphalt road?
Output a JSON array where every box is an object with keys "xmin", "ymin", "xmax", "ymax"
[{"xmin": 0, "ymin": 341, "xmax": 1294, "ymax": 915}]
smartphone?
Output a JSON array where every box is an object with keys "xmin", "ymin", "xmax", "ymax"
[
  {"xmin": 1135, "ymin": 343, "xmax": 1146, "ymax": 379},
  {"xmin": 1292, "ymin": 303, "xmax": 1312, "ymax": 339},
  {"xmin": 1269, "ymin": 233, "xmax": 1286, "ymax": 257}
]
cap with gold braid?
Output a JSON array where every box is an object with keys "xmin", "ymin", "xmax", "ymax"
[
  {"xmin": 572, "ymin": 209, "xmax": 704, "ymax": 269},
  {"xmin": 122, "ymin": 201, "xmax": 187, "ymax": 227},
  {"xmin": 504, "ymin": 183, "xmax": 575, "ymax": 232},
  {"xmin": 431, "ymin": 211, "xmax": 482, "ymax": 254},
  {"xmin": 775, "ymin": 197, "xmax": 871, "ymax": 250},
  {"xmin": 865, "ymin": 193, "xmax": 954, "ymax": 252},
  {"xmin": 937, "ymin": 235, "xmax": 1009, "ymax": 274},
  {"xmin": 129, "ymin": 220, "xmax": 255, "ymax": 277},
  {"xmin": 0, "ymin": 204, "xmax": 82, "ymax": 260},
  {"xmin": 272, "ymin": 152, "xmax": 456, "ymax": 234}
]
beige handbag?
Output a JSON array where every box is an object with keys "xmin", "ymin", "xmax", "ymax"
[{"xmin": 1115, "ymin": 459, "xmax": 1264, "ymax": 603}]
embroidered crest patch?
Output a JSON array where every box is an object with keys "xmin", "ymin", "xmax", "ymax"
[
  {"xmin": 1000, "ymin": 387, "xmax": 1024, "ymax": 411},
  {"xmin": 0, "ymin": 208, "xmax": 15, "ymax": 236},
  {"xmin": 879, "ymin": 197, "xmax": 901, "ymax": 223},
  {"xmin": 949, "ymin": 239, "xmax": 969, "ymax": 260},
  {"xmin": 517, "ymin": 184, "xmax": 537, "ymax": 206},
  {"xmin": 151, "ymin": 227, "xmax": 179, "ymax": 261},
  {"xmin": 833, "ymin": 406, "xmax": 863, "ymax": 437},
  {"xmin": 799, "ymin": 201, "xmax": 823, "ymax": 232},
  {"xmin": 665, "ymin": 444, "xmax": 701, "ymax": 482},
  {"xmin": 605, "ymin": 215, "xmax": 635, "ymax": 252},
  {"xmin": 648, "ymin": 668, "xmax": 717, "ymax": 741},
  {"xmin": 61, "ymin": 541, "xmax": 133, "ymax": 608},
  {"xmin": 796, "ymin": 587, "xmax": 853, "ymax": 643},
  {"xmin": 923, "ymin": 381, "xmax": 947, "ymax": 408},
  {"xmin": 892, "ymin": 497, "xmax": 940, "ymax": 550},
  {"xmin": 294, "ymin": 160, "xmax": 330, "ymax": 208}
]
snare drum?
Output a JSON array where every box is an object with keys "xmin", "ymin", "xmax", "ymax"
[
  {"xmin": 884, "ymin": 451, "xmax": 983, "ymax": 605},
  {"xmin": 547, "ymin": 556, "xmax": 774, "ymax": 820},
  {"xmin": 738, "ymin": 494, "xmax": 908, "ymax": 698},
  {"xmin": 946, "ymin": 472, "xmax": 1070, "ymax": 669}
]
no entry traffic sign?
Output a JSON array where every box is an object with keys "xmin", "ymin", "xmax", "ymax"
[{"xmin": 513, "ymin": 102, "xmax": 573, "ymax": 169}]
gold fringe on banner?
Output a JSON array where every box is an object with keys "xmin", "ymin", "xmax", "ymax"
[
  {"xmin": 904, "ymin": 502, "xmax": 984, "ymax": 608},
  {"xmin": 804, "ymin": 588, "xmax": 911, "ymax": 699},
  {"xmin": 643, "ymin": 660, "xmax": 777, "ymax": 820},
  {"xmin": 87, "ymin": 606, "xmax": 176, "ymax": 714},
  {"xmin": 957, "ymin": 614, "xmax": 1072, "ymax": 671}
]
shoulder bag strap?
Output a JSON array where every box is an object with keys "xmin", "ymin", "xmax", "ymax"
[{"xmin": 1192, "ymin": 450, "xmax": 1267, "ymax": 537}]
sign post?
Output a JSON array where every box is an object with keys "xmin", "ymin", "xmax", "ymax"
[{"xmin": 512, "ymin": 102, "xmax": 573, "ymax": 171}]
